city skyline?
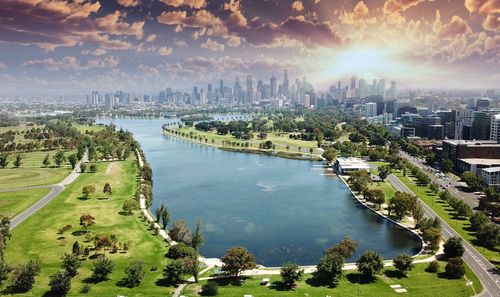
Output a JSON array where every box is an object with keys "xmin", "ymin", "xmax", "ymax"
[{"xmin": 0, "ymin": 0, "xmax": 499, "ymax": 96}]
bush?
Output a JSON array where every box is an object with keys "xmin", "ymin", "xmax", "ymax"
[
  {"xmin": 166, "ymin": 243, "xmax": 197, "ymax": 260},
  {"xmin": 49, "ymin": 270, "xmax": 71, "ymax": 296},
  {"xmin": 356, "ymin": 250, "xmax": 384, "ymax": 279},
  {"xmin": 426, "ymin": 260, "xmax": 439, "ymax": 273},
  {"xmin": 7, "ymin": 260, "xmax": 40, "ymax": 293},
  {"xmin": 445, "ymin": 257, "xmax": 465, "ymax": 279},
  {"xmin": 123, "ymin": 261, "xmax": 146, "ymax": 288},
  {"xmin": 91, "ymin": 256, "xmax": 114, "ymax": 281},
  {"xmin": 80, "ymin": 284, "xmax": 91, "ymax": 293},
  {"xmin": 443, "ymin": 237, "xmax": 464, "ymax": 259},
  {"xmin": 201, "ymin": 281, "xmax": 219, "ymax": 296}
]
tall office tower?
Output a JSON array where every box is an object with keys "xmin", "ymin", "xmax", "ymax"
[
  {"xmin": 359, "ymin": 78, "xmax": 367, "ymax": 98},
  {"xmin": 387, "ymin": 81, "xmax": 397, "ymax": 99},
  {"xmin": 219, "ymin": 80, "xmax": 224, "ymax": 96},
  {"xmin": 378, "ymin": 79, "xmax": 386, "ymax": 97},
  {"xmin": 337, "ymin": 81, "xmax": 341, "ymax": 91},
  {"xmin": 257, "ymin": 80, "xmax": 263, "ymax": 100},
  {"xmin": 283, "ymin": 69, "xmax": 289, "ymax": 97},
  {"xmin": 207, "ymin": 84, "xmax": 212, "ymax": 103},
  {"xmin": 233, "ymin": 77, "xmax": 241, "ymax": 103},
  {"xmin": 192, "ymin": 86, "xmax": 199, "ymax": 104},
  {"xmin": 246, "ymin": 75, "xmax": 253, "ymax": 92},
  {"xmin": 200, "ymin": 88, "xmax": 207, "ymax": 105},
  {"xmin": 270, "ymin": 75, "xmax": 277, "ymax": 98},
  {"xmin": 472, "ymin": 111, "xmax": 492, "ymax": 140},
  {"xmin": 91, "ymin": 91, "xmax": 99, "ymax": 106},
  {"xmin": 104, "ymin": 93, "xmax": 114, "ymax": 109},
  {"xmin": 372, "ymin": 79, "xmax": 377, "ymax": 95},
  {"xmin": 490, "ymin": 114, "xmax": 500, "ymax": 142},
  {"xmin": 350, "ymin": 76, "xmax": 356, "ymax": 90}
]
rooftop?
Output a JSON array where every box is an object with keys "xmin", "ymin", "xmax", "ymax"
[
  {"xmin": 336, "ymin": 157, "xmax": 370, "ymax": 169},
  {"xmin": 459, "ymin": 159, "xmax": 500, "ymax": 166},
  {"xmin": 482, "ymin": 167, "xmax": 500, "ymax": 173},
  {"xmin": 443, "ymin": 140, "xmax": 500, "ymax": 146}
]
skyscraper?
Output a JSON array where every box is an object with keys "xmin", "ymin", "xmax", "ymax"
[
  {"xmin": 490, "ymin": 114, "xmax": 500, "ymax": 142},
  {"xmin": 270, "ymin": 75, "xmax": 277, "ymax": 98},
  {"xmin": 283, "ymin": 69, "xmax": 289, "ymax": 97},
  {"xmin": 219, "ymin": 79, "xmax": 224, "ymax": 96},
  {"xmin": 246, "ymin": 75, "xmax": 253, "ymax": 92},
  {"xmin": 350, "ymin": 76, "xmax": 356, "ymax": 90}
]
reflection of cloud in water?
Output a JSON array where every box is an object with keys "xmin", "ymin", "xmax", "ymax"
[
  {"xmin": 254, "ymin": 160, "xmax": 264, "ymax": 167},
  {"xmin": 204, "ymin": 223, "xmax": 224, "ymax": 235},
  {"xmin": 244, "ymin": 222, "xmax": 257, "ymax": 234},
  {"xmin": 315, "ymin": 238, "xmax": 329, "ymax": 245},
  {"xmin": 256, "ymin": 181, "xmax": 273, "ymax": 193}
]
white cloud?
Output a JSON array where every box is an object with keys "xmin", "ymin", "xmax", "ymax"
[{"xmin": 201, "ymin": 38, "xmax": 225, "ymax": 51}]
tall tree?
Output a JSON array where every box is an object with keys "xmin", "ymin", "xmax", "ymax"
[
  {"xmin": 67, "ymin": 154, "xmax": 77, "ymax": 169},
  {"xmin": 42, "ymin": 153, "xmax": 51, "ymax": 168},
  {"xmin": 0, "ymin": 216, "xmax": 11, "ymax": 260},
  {"xmin": 191, "ymin": 219, "xmax": 204, "ymax": 251},
  {"xmin": 0, "ymin": 154, "xmax": 9, "ymax": 169},
  {"xmin": 377, "ymin": 166, "xmax": 391, "ymax": 181},
  {"xmin": 221, "ymin": 246, "xmax": 256, "ymax": 277},
  {"xmin": 49, "ymin": 270, "xmax": 71, "ymax": 296},
  {"xmin": 325, "ymin": 237, "xmax": 358, "ymax": 259},
  {"xmin": 443, "ymin": 237, "xmax": 464, "ymax": 258},
  {"xmin": 393, "ymin": 253, "xmax": 414, "ymax": 276},
  {"xmin": 170, "ymin": 220, "xmax": 192, "ymax": 244},
  {"xmin": 315, "ymin": 252, "xmax": 344, "ymax": 285},
  {"xmin": 13, "ymin": 154, "xmax": 22, "ymax": 168},
  {"xmin": 61, "ymin": 253, "xmax": 80, "ymax": 277},
  {"xmin": 356, "ymin": 250, "xmax": 384, "ymax": 279},
  {"xmin": 53, "ymin": 151, "xmax": 66, "ymax": 167},
  {"xmin": 280, "ymin": 263, "xmax": 304, "ymax": 289}
]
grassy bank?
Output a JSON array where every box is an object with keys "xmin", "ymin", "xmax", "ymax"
[
  {"xmin": 182, "ymin": 262, "xmax": 481, "ymax": 297},
  {"xmin": 0, "ymin": 188, "xmax": 51, "ymax": 218},
  {"xmin": 4, "ymin": 159, "xmax": 171, "ymax": 296},
  {"xmin": 218, "ymin": 147, "xmax": 322, "ymax": 161}
]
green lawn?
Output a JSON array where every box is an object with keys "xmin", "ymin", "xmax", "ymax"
[
  {"xmin": 0, "ymin": 188, "xmax": 51, "ymax": 218},
  {"xmin": 370, "ymin": 181, "xmax": 397, "ymax": 201},
  {"xmin": 74, "ymin": 123, "xmax": 106, "ymax": 134},
  {"xmin": 182, "ymin": 262, "xmax": 481, "ymax": 297},
  {"xmin": 0, "ymin": 150, "xmax": 74, "ymax": 189},
  {"xmin": 392, "ymin": 171, "xmax": 500, "ymax": 264},
  {"xmin": 4, "ymin": 159, "xmax": 171, "ymax": 296}
]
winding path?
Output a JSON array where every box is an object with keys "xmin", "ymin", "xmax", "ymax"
[{"xmin": 9, "ymin": 151, "xmax": 88, "ymax": 229}]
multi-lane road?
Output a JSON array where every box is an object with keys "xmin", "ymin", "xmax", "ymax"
[{"xmin": 387, "ymin": 174, "xmax": 500, "ymax": 296}]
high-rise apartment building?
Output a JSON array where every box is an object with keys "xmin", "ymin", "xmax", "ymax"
[
  {"xmin": 270, "ymin": 75, "xmax": 277, "ymax": 98},
  {"xmin": 490, "ymin": 114, "xmax": 500, "ymax": 142}
]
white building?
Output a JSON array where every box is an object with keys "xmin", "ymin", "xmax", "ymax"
[
  {"xmin": 481, "ymin": 167, "xmax": 500, "ymax": 187},
  {"xmin": 334, "ymin": 157, "xmax": 370, "ymax": 175},
  {"xmin": 365, "ymin": 102, "xmax": 377, "ymax": 117},
  {"xmin": 490, "ymin": 114, "xmax": 500, "ymax": 142}
]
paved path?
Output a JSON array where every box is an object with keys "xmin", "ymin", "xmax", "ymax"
[
  {"xmin": 10, "ymin": 151, "xmax": 88, "ymax": 229},
  {"xmin": 387, "ymin": 173, "xmax": 500, "ymax": 297}
]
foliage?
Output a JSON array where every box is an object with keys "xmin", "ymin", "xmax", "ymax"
[
  {"xmin": 163, "ymin": 259, "xmax": 187, "ymax": 285},
  {"xmin": 191, "ymin": 219, "xmax": 204, "ymax": 251},
  {"xmin": 166, "ymin": 243, "xmax": 197, "ymax": 260},
  {"xmin": 445, "ymin": 257, "xmax": 465, "ymax": 279},
  {"xmin": 221, "ymin": 246, "xmax": 257, "ymax": 277},
  {"xmin": 476, "ymin": 223, "xmax": 500, "ymax": 249},
  {"xmin": 49, "ymin": 270, "xmax": 71, "ymax": 296},
  {"xmin": 0, "ymin": 215, "xmax": 11, "ymax": 260},
  {"xmin": 79, "ymin": 162, "xmax": 86, "ymax": 173},
  {"xmin": 90, "ymin": 256, "xmax": 114, "ymax": 281},
  {"xmin": 122, "ymin": 199, "xmax": 139, "ymax": 215},
  {"xmin": 54, "ymin": 151, "xmax": 66, "ymax": 167},
  {"xmin": 13, "ymin": 154, "xmax": 22, "ymax": 168},
  {"xmin": 170, "ymin": 220, "xmax": 192, "ymax": 245},
  {"xmin": 0, "ymin": 154, "xmax": 9, "ymax": 169},
  {"xmin": 42, "ymin": 153, "xmax": 51, "ymax": 167},
  {"xmin": 393, "ymin": 253, "xmax": 414, "ymax": 276},
  {"xmin": 322, "ymin": 147, "xmax": 337, "ymax": 163},
  {"xmin": 441, "ymin": 159, "xmax": 453, "ymax": 173},
  {"xmin": 315, "ymin": 252, "xmax": 344, "ymax": 285},
  {"xmin": 365, "ymin": 188, "xmax": 385, "ymax": 209},
  {"xmin": 469, "ymin": 212, "xmax": 490, "ymax": 231},
  {"xmin": 443, "ymin": 237, "xmax": 465, "ymax": 259},
  {"xmin": 200, "ymin": 281, "xmax": 219, "ymax": 296},
  {"xmin": 377, "ymin": 166, "xmax": 391, "ymax": 181},
  {"xmin": 81, "ymin": 185, "xmax": 95, "ymax": 199},
  {"xmin": 388, "ymin": 191, "xmax": 417, "ymax": 221},
  {"xmin": 79, "ymin": 214, "xmax": 95, "ymax": 230},
  {"xmin": 103, "ymin": 183, "xmax": 112, "ymax": 195},
  {"xmin": 348, "ymin": 170, "xmax": 371, "ymax": 193},
  {"xmin": 67, "ymin": 154, "xmax": 78, "ymax": 169},
  {"xmin": 7, "ymin": 260, "xmax": 40, "ymax": 293},
  {"xmin": 426, "ymin": 260, "xmax": 439, "ymax": 273},
  {"xmin": 460, "ymin": 171, "xmax": 482, "ymax": 191},
  {"xmin": 280, "ymin": 263, "xmax": 304, "ymax": 289},
  {"xmin": 61, "ymin": 253, "xmax": 80, "ymax": 277},
  {"xmin": 325, "ymin": 237, "xmax": 358, "ymax": 259},
  {"xmin": 123, "ymin": 260, "xmax": 145, "ymax": 288},
  {"xmin": 422, "ymin": 227, "xmax": 441, "ymax": 252},
  {"xmin": 356, "ymin": 250, "xmax": 384, "ymax": 279}
]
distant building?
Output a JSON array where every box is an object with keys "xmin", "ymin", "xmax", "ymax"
[
  {"xmin": 365, "ymin": 102, "xmax": 377, "ymax": 117},
  {"xmin": 490, "ymin": 114, "xmax": 500, "ymax": 142},
  {"xmin": 442, "ymin": 140, "xmax": 500, "ymax": 170},
  {"xmin": 334, "ymin": 157, "xmax": 370, "ymax": 175},
  {"xmin": 270, "ymin": 75, "xmax": 277, "ymax": 98},
  {"xmin": 481, "ymin": 167, "xmax": 500, "ymax": 188},
  {"xmin": 471, "ymin": 112, "xmax": 492, "ymax": 140},
  {"xmin": 457, "ymin": 159, "xmax": 500, "ymax": 175}
]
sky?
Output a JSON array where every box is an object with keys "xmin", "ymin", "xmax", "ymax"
[{"xmin": 0, "ymin": 0, "xmax": 499, "ymax": 96}]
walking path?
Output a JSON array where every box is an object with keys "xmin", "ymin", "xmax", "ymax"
[{"xmin": 10, "ymin": 151, "xmax": 88, "ymax": 229}]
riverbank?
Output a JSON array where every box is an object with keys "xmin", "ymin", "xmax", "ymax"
[{"xmin": 162, "ymin": 128, "xmax": 324, "ymax": 161}]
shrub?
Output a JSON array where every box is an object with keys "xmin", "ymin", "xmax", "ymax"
[
  {"xmin": 201, "ymin": 281, "xmax": 219, "ymax": 296},
  {"xmin": 426, "ymin": 260, "xmax": 439, "ymax": 273},
  {"xmin": 80, "ymin": 284, "xmax": 91, "ymax": 293},
  {"xmin": 445, "ymin": 257, "xmax": 465, "ymax": 279},
  {"xmin": 166, "ymin": 243, "xmax": 197, "ymax": 260},
  {"xmin": 49, "ymin": 270, "xmax": 71, "ymax": 296},
  {"xmin": 123, "ymin": 261, "xmax": 146, "ymax": 288},
  {"xmin": 91, "ymin": 256, "xmax": 114, "ymax": 281}
]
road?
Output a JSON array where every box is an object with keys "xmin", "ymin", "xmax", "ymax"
[
  {"xmin": 10, "ymin": 151, "xmax": 88, "ymax": 229},
  {"xmin": 400, "ymin": 151, "xmax": 479, "ymax": 209},
  {"xmin": 387, "ymin": 174, "xmax": 500, "ymax": 297}
]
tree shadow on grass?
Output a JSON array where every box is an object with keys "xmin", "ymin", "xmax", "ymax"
[
  {"xmin": 345, "ymin": 273, "xmax": 375, "ymax": 284},
  {"xmin": 305, "ymin": 275, "xmax": 338, "ymax": 288},
  {"xmin": 77, "ymin": 196, "xmax": 90, "ymax": 201},
  {"xmin": 71, "ymin": 230, "xmax": 87, "ymax": 236},
  {"xmin": 383, "ymin": 269, "xmax": 407, "ymax": 279},
  {"xmin": 211, "ymin": 276, "xmax": 247, "ymax": 287}
]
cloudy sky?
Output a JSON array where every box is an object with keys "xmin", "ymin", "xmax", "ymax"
[{"xmin": 0, "ymin": 0, "xmax": 499, "ymax": 96}]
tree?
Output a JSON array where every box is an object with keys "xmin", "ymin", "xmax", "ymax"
[
  {"xmin": 280, "ymin": 263, "xmax": 304, "ymax": 289},
  {"xmin": 429, "ymin": 183, "xmax": 439, "ymax": 195},
  {"xmin": 79, "ymin": 162, "xmax": 86, "ymax": 173},
  {"xmin": 163, "ymin": 259, "xmax": 186, "ymax": 284},
  {"xmin": 469, "ymin": 212, "xmax": 489, "ymax": 231},
  {"xmin": 61, "ymin": 253, "xmax": 80, "ymax": 277},
  {"xmin": 315, "ymin": 252, "xmax": 344, "ymax": 285},
  {"xmin": 377, "ymin": 166, "xmax": 391, "ymax": 181},
  {"xmin": 325, "ymin": 237, "xmax": 358, "ymax": 259},
  {"xmin": 122, "ymin": 199, "xmax": 139, "ymax": 215},
  {"xmin": 422, "ymin": 227, "xmax": 441, "ymax": 251},
  {"xmin": 0, "ymin": 215, "xmax": 11, "ymax": 260},
  {"xmin": 443, "ymin": 237, "xmax": 464, "ymax": 258},
  {"xmin": 191, "ymin": 219, "xmax": 204, "ymax": 251},
  {"xmin": 393, "ymin": 253, "xmax": 414, "ymax": 276},
  {"xmin": 0, "ymin": 260, "xmax": 12, "ymax": 290},
  {"xmin": 365, "ymin": 189, "xmax": 385, "ymax": 209},
  {"xmin": 309, "ymin": 147, "xmax": 314, "ymax": 155},
  {"xmin": 91, "ymin": 256, "xmax": 114, "ymax": 281},
  {"xmin": 79, "ymin": 214, "xmax": 95, "ymax": 231},
  {"xmin": 49, "ymin": 270, "xmax": 71, "ymax": 296},
  {"xmin": 460, "ymin": 171, "xmax": 482, "ymax": 191},
  {"xmin": 72, "ymin": 241, "xmax": 80, "ymax": 256},
  {"xmin": 89, "ymin": 164, "xmax": 97, "ymax": 173},
  {"xmin": 426, "ymin": 260, "xmax": 439, "ymax": 273},
  {"xmin": 166, "ymin": 243, "xmax": 197, "ymax": 260},
  {"xmin": 7, "ymin": 260, "xmax": 40, "ymax": 293},
  {"xmin": 200, "ymin": 281, "xmax": 219, "ymax": 296},
  {"xmin": 103, "ymin": 183, "xmax": 112, "ymax": 196},
  {"xmin": 0, "ymin": 154, "xmax": 9, "ymax": 169},
  {"xmin": 81, "ymin": 185, "xmax": 95, "ymax": 199},
  {"xmin": 445, "ymin": 257, "xmax": 465, "ymax": 279},
  {"xmin": 356, "ymin": 250, "xmax": 384, "ymax": 279},
  {"xmin": 170, "ymin": 220, "xmax": 192, "ymax": 244},
  {"xmin": 160, "ymin": 202, "xmax": 170, "ymax": 230},
  {"xmin": 123, "ymin": 260, "xmax": 145, "ymax": 288},
  {"xmin": 322, "ymin": 147, "xmax": 337, "ymax": 163},
  {"xmin": 221, "ymin": 246, "xmax": 256, "ymax": 277},
  {"xmin": 13, "ymin": 154, "xmax": 22, "ymax": 168},
  {"xmin": 476, "ymin": 223, "xmax": 500, "ymax": 249},
  {"xmin": 442, "ymin": 159, "xmax": 453, "ymax": 173},
  {"xmin": 43, "ymin": 153, "xmax": 51, "ymax": 167},
  {"xmin": 54, "ymin": 151, "xmax": 66, "ymax": 167},
  {"xmin": 67, "ymin": 154, "xmax": 77, "ymax": 169},
  {"xmin": 388, "ymin": 192, "xmax": 417, "ymax": 221},
  {"xmin": 348, "ymin": 170, "xmax": 371, "ymax": 193}
]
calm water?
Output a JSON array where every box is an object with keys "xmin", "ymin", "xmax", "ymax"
[{"xmin": 98, "ymin": 118, "xmax": 421, "ymax": 266}]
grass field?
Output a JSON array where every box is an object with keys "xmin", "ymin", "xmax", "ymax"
[
  {"xmin": 4, "ymin": 159, "xmax": 171, "ymax": 296},
  {"xmin": 0, "ymin": 188, "xmax": 51, "ymax": 218},
  {"xmin": 174, "ymin": 126, "xmax": 319, "ymax": 153},
  {"xmin": 370, "ymin": 180, "xmax": 397, "ymax": 201},
  {"xmin": 0, "ymin": 150, "xmax": 76, "ymax": 189},
  {"xmin": 392, "ymin": 171, "xmax": 500, "ymax": 265},
  {"xmin": 182, "ymin": 262, "xmax": 481, "ymax": 297}
]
